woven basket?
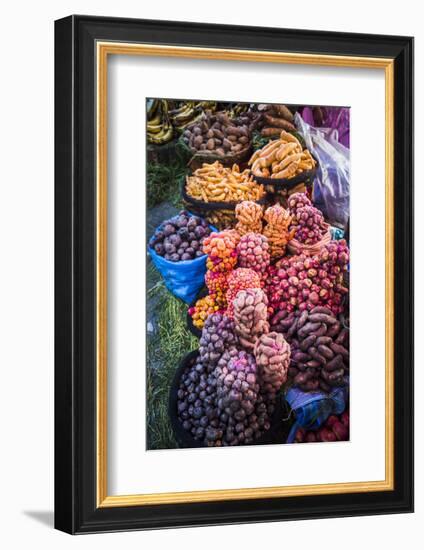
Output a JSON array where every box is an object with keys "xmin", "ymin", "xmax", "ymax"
[{"xmin": 178, "ymin": 135, "xmax": 253, "ymax": 171}]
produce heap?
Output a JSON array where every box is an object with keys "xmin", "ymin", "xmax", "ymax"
[
  {"xmin": 176, "ymin": 312, "xmax": 290, "ymax": 446},
  {"xmin": 274, "ymin": 307, "xmax": 349, "ymax": 392},
  {"xmin": 249, "ymin": 131, "xmax": 316, "ymax": 180},
  {"xmin": 267, "ymin": 239, "xmax": 349, "ymax": 315},
  {"xmin": 188, "ymin": 192, "xmax": 348, "ymax": 330},
  {"xmin": 182, "ymin": 111, "xmax": 251, "ymax": 158},
  {"xmin": 235, "ymin": 200, "xmax": 263, "ymax": 235},
  {"xmin": 287, "ymin": 192, "xmax": 328, "ymax": 246},
  {"xmin": 180, "ymin": 194, "xmax": 349, "ymax": 445},
  {"xmin": 263, "ymin": 204, "xmax": 295, "ymax": 258},
  {"xmin": 148, "ymin": 210, "xmax": 212, "ymax": 262},
  {"xmin": 185, "ymin": 161, "xmax": 265, "ymax": 204}
]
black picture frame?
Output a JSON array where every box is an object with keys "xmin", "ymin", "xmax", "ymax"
[{"xmin": 55, "ymin": 15, "xmax": 414, "ymax": 534}]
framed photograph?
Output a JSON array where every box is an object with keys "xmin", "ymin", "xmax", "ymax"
[{"xmin": 55, "ymin": 15, "xmax": 414, "ymax": 534}]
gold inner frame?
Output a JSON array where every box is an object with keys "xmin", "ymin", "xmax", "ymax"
[{"xmin": 96, "ymin": 42, "xmax": 394, "ymax": 508}]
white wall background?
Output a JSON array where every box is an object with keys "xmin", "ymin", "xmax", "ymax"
[{"xmin": 0, "ymin": 0, "xmax": 420, "ymax": 548}]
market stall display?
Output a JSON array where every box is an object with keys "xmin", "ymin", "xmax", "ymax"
[{"xmin": 146, "ymin": 97, "xmax": 351, "ymax": 451}]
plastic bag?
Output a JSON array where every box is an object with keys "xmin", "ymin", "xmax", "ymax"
[
  {"xmin": 298, "ymin": 106, "xmax": 350, "ymax": 148},
  {"xmin": 285, "ymin": 385, "xmax": 348, "ymax": 443},
  {"xmin": 295, "ymin": 112, "xmax": 350, "ymax": 227},
  {"xmin": 148, "ymin": 217, "xmax": 216, "ymax": 304}
]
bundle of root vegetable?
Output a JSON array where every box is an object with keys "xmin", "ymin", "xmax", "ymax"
[
  {"xmin": 188, "ymin": 294, "xmax": 224, "ymax": 329},
  {"xmin": 233, "ymin": 288, "xmax": 269, "ymax": 350},
  {"xmin": 182, "ymin": 111, "xmax": 251, "ymax": 158},
  {"xmin": 176, "ymin": 309, "xmax": 290, "ymax": 447},
  {"xmin": 249, "ymin": 131, "xmax": 316, "ymax": 180},
  {"xmin": 279, "ymin": 307, "xmax": 349, "ymax": 392},
  {"xmin": 263, "ymin": 204, "xmax": 295, "ymax": 258},
  {"xmin": 235, "ymin": 201, "xmax": 263, "ymax": 235},
  {"xmin": 188, "ymin": 231, "xmax": 238, "ymax": 330},
  {"xmin": 295, "ymin": 410, "xmax": 349, "ymax": 443},
  {"xmin": 185, "ymin": 161, "xmax": 265, "ymax": 204},
  {"xmin": 287, "ymin": 192, "xmax": 332, "ymax": 254},
  {"xmin": 266, "ymin": 240, "xmax": 350, "ymax": 315},
  {"xmin": 234, "ymin": 201, "xmax": 295, "ymax": 259},
  {"xmin": 257, "ymin": 104, "xmax": 296, "ymax": 137}
]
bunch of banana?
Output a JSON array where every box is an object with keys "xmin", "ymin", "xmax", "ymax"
[
  {"xmin": 230, "ymin": 103, "xmax": 250, "ymax": 117},
  {"xmin": 169, "ymin": 101, "xmax": 217, "ymax": 133},
  {"xmin": 147, "ymin": 99, "xmax": 173, "ymax": 145}
]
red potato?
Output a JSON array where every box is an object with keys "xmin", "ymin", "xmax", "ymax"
[
  {"xmin": 294, "ymin": 410, "xmax": 349, "ymax": 444},
  {"xmin": 332, "ymin": 421, "xmax": 349, "ymax": 441}
]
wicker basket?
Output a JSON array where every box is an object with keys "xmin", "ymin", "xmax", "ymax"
[{"xmin": 178, "ymin": 135, "xmax": 253, "ymax": 170}]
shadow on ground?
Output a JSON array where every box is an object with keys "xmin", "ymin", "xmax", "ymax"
[{"xmin": 23, "ymin": 510, "xmax": 54, "ymax": 528}]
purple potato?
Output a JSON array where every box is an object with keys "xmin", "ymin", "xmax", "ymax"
[
  {"xmin": 164, "ymin": 242, "xmax": 176, "ymax": 254},
  {"xmin": 163, "ymin": 224, "xmax": 176, "ymax": 236},
  {"xmin": 154, "ymin": 243, "xmax": 164, "ymax": 255},
  {"xmin": 168, "ymin": 233, "xmax": 182, "ymax": 247},
  {"xmin": 177, "ymin": 227, "xmax": 189, "ymax": 240},
  {"xmin": 194, "ymin": 226, "xmax": 206, "ymax": 239}
]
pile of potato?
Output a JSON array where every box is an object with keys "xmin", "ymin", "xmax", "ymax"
[
  {"xmin": 236, "ymin": 232, "xmax": 271, "ymax": 276},
  {"xmin": 249, "ymin": 131, "xmax": 316, "ymax": 179},
  {"xmin": 276, "ymin": 307, "xmax": 349, "ymax": 393},
  {"xmin": 226, "ymin": 268, "xmax": 262, "ymax": 319},
  {"xmin": 267, "ymin": 240, "xmax": 350, "ymax": 316},
  {"xmin": 295, "ymin": 411, "xmax": 349, "ymax": 443},
  {"xmin": 185, "ymin": 161, "xmax": 265, "ymax": 204},
  {"xmin": 182, "ymin": 111, "xmax": 251, "ymax": 157}
]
